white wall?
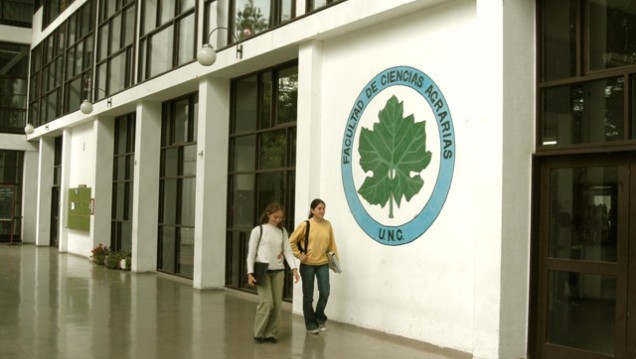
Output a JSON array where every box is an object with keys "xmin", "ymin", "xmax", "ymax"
[
  {"xmin": 64, "ymin": 122, "xmax": 96, "ymax": 256},
  {"xmin": 293, "ymin": 0, "xmax": 532, "ymax": 356}
]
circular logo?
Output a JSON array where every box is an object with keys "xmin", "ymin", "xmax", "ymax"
[{"xmin": 341, "ymin": 66, "xmax": 455, "ymax": 245}]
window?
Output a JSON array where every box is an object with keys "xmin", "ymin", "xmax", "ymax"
[
  {"xmin": 0, "ymin": 42, "xmax": 29, "ymax": 134},
  {"xmin": 0, "ymin": 0, "xmax": 34, "ymax": 27},
  {"xmin": 96, "ymin": 0, "xmax": 137, "ymax": 99},
  {"xmin": 111, "ymin": 113, "xmax": 136, "ymax": 253},
  {"xmin": 138, "ymin": 0, "xmax": 197, "ymax": 82},
  {"xmin": 306, "ymin": 0, "xmax": 345, "ymax": 13},
  {"xmin": 226, "ymin": 62, "xmax": 297, "ymax": 300},
  {"xmin": 0, "ymin": 151, "xmax": 23, "ymax": 243},
  {"xmin": 158, "ymin": 93, "xmax": 198, "ymax": 278},
  {"xmin": 29, "ymin": 0, "xmax": 95, "ymax": 127},
  {"xmin": 538, "ymin": 0, "xmax": 636, "ymax": 149},
  {"xmin": 42, "ymin": 0, "xmax": 76, "ymax": 30}
]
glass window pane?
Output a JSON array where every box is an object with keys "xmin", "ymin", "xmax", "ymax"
[
  {"xmin": 173, "ymin": 98, "xmax": 189, "ymax": 143},
  {"xmin": 235, "ymin": 0, "xmax": 270, "ymax": 36},
  {"xmin": 259, "ymin": 130, "xmax": 286, "ymax": 169},
  {"xmin": 180, "ymin": 0, "xmax": 195, "ymax": 13},
  {"xmin": 98, "ymin": 24, "xmax": 108, "ymax": 60},
  {"xmin": 277, "ymin": 66, "xmax": 298, "ymax": 124},
  {"xmin": 549, "ymin": 166, "xmax": 618, "ymax": 262},
  {"xmin": 161, "ymin": 179, "xmax": 177, "ymax": 224},
  {"xmin": 114, "ymin": 182, "xmax": 126, "ymax": 220},
  {"xmin": 257, "ymin": 172, "xmax": 284, "ymax": 212},
  {"xmin": 124, "ymin": 6, "xmax": 135, "ymax": 46},
  {"xmin": 179, "ymin": 227, "xmax": 194, "ymax": 277},
  {"xmin": 588, "ymin": 0, "xmax": 636, "ymax": 71},
  {"xmin": 163, "ymin": 147, "xmax": 179, "ymax": 177},
  {"xmin": 541, "ymin": 77, "xmax": 624, "ymax": 146},
  {"xmin": 547, "ymin": 271, "xmax": 615, "ymax": 355},
  {"xmin": 233, "ymin": 75, "xmax": 258, "ymax": 133},
  {"xmin": 540, "ymin": 0, "xmax": 576, "ymax": 81},
  {"xmin": 66, "ymin": 77, "xmax": 82, "ymax": 112},
  {"xmin": 260, "ymin": 72, "xmax": 272, "ymax": 129},
  {"xmin": 160, "ymin": 0, "xmax": 176, "ymax": 26},
  {"xmin": 177, "ymin": 13, "xmax": 195, "ymax": 66},
  {"xmin": 149, "ymin": 26, "xmax": 174, "ymax": 78},
  {"xmin": 231, "ymin": 135, "xmax": 256, "ymax": 172},
  {"xmin": 109, "ymin": 52, "xmax": 127, "ymax": 95},
  {"xmin": 183, "ymin": 145, "xmax": 197, "ymax": 176},
  {"xmin": 111, "ymin": 14, "xmax": 122, "ymax": 53},
  {"xmin": 97, "ymin": 62, "xmax": 107, "ymax": 99},
  {"xmin": 160, "ymin": 225, "xmax": 176, "ymax": 272},
  {"xmin": 181, "ymin": 178, "xmax": 195, "ymax": 226},
  {"xmin": 143, "ymin": 1, "xmax": 157, "ymax": 34},
  {"xmin": 230, "ymin": 174, "xmax": 255, "ymax": 228}
]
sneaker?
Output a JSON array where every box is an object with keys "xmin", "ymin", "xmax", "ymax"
[
  {"xmin": 319, "ymin": 324, "xmax": 327, "ymax": 332},
  {"xmin": 263, "ymin": 337, "xmax": 278, "ymax": 344},
  {"xmin": 307, "ymin": 328, "xmax": 320, "ymax": 334}
]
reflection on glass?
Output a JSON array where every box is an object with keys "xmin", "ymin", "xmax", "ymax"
[
  {"xmin": 177, "ymin": 14, "xmax": 195, "ymax": 66},
  {"xmin": 180, "ymin": 178, "xmax": 196, "ymax": 226},
  {"xmin": 160, "ymin": 226, "xmax": 176, "ymax": 272},
  {"xmin": 541, "ymin": 77, "xmax": 624, "ymax": 146},
  {"xmin": 163, "ymin": 147, "xmax": 179, "ymax": 177},
  {"xmin": 162, "ymin": 179, "xmax": 177, "ymax": 224},
  {"xmin": 260, "ymin": 72, "xmax": 272, "ymax": 129},
  {"xmin": 541, "ymin": 0, "xmax": 576, "ymax": 81},
  {"xmin": 149, "ymin": 26, "xmax": 174, "ymax": 78},
  {"xmin": 234, "ymin": 0, "xmax": 270, "ymax": 38},
  {"xmin": 183, "ymin": 145, "xmax": 197, "ymax": 176},
  {"xmin": 549, "ymin": 166, "xmax": 617, "ymax": 262},
  {"xmin": 547, "ymin": 271, "xmax": 615, "ymax": 355},
  {"xmin": 277, "ymin": 66, "xmax": 298, "ymax": 124},
  {"xmin": 588, "ymin": 0, "xmax": 636, "ymax": 70},
  {"xmin": 259, "ymin": 130, "xmax": 286, "ymax": 169}
]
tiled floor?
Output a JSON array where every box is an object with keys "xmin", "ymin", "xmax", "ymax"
[{"xmin": 0, "ymin": 244, "xmax": 468, "ymax": 359}]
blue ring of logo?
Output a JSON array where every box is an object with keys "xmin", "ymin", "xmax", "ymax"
[{"xmin": 341, "ymin": 66, "xmax": 455, "ymax": 245}]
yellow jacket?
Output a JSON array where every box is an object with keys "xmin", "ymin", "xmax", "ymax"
[{"xmin": 289, "ymin": 218, "xmax": 338, "ymax": 266}]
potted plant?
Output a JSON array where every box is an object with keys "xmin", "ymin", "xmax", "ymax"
[{"xmin": 90, "ymin": 244, "xmax": 109, "ymax": 266}]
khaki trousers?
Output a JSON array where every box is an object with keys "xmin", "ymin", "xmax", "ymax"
[{"xmin": 253, "ymin": 270, "xmax": 284, "ymax": 339}]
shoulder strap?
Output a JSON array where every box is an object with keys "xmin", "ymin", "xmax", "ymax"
[{"xmin": 256, "ymin": 225, "xmax": 263, "ymax": 249}]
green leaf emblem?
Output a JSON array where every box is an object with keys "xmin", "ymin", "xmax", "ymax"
[{"xmin": 358, "ymin": 95, "xmax": 432, "ymax": 218}]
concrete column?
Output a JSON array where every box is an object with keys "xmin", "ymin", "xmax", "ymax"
[
  {"xmin": 92, "ymin": 118, "xmax": 115, "ymax": 248},
  {"xmin": 21, "ymin": 143, "xmax": 39, "ymax": 243},
  {"xmin": 292, "ymin": 40, "xmax": 324, "ymax": 312},
  {"xmin": 131, "ymin": 101, "xmax": 161, "ymax": 272},
  {"xmin": 58, "ymin": 129, "xmax": 72, "ymax": 252},
  {"xmin": 35, "ymin": 137, "xmax": 54, "ymax": 246},
  {"xmin": 193, "ymin": 77, "xmax": 230, "ymax": 289}
]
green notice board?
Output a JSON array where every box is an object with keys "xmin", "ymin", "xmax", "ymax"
[{"xmin": 67, "ymin": 187, "xmax": 92, "ymax": 231}]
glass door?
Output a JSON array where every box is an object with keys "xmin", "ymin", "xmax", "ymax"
[{"xmin": 534, "ymin": 154, "xmax": 635, "ymax": 359}]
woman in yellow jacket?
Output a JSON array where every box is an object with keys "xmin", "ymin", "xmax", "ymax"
[{"xmin": 289, "ymin": 198, "xmax": 339, "ymax": 334}]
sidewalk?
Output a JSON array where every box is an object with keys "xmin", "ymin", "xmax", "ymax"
[{"xmin": 0, "ymin": 244, "xmax": 468, "ymax": 359}]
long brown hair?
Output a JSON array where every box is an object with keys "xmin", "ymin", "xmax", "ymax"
[
  {"xmin": 259, "ymin": 202, "xmax": 285, "ymax": 228},
  {"xmin": 307, "ymin": 198, "xmax": 325, "ymax": 219}
]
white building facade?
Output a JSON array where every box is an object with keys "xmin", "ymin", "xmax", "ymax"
[{"xmin": 2, "ymin": 0, "xmax": 635, "ymax": 358}]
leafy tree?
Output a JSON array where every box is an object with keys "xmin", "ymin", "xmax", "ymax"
[
  {"xmin": 358, "ymin": 95, "xmax": 432, "ymax": 218},
  {"xmin": 236, "ymin": 0, "xmax": 269, "ymax": 39}
]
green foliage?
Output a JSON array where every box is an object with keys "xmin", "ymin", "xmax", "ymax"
[
  {"xmin": 105, "ymin": 251, "xmax": 124, "ymax": 270},
  {"xmin": 358, "ymin": 95, "xmax": 432, "ymax": 218},
  {"xmin": 236, "ymin": 0, "xmax": 269, "ymax": 38}
]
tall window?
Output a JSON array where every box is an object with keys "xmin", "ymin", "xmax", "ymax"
[
  {"xmin": 42, "ymin": 0, "xmax": 76, "ymax": 30},
  {"xmin": 0, "ymin": 42, "xmax": 29, "ymax": 134},
  {"xmin": 306, "ymin": 0, "xmax": 345, "ymax": 13},
  {"xmin": 29, "ymin": 0, "xmax": 95, "ymax": 127},
  {"xmin": 539, "ymin": 0, "xmax": 636, "ymax": 149},
  {"xmin": 138, "ymin": 0, "xmax": 197, "ymax": 82},
  {"xmin": 111, "ymin": 113, "xmax": 136, "ymax": 252},
  {"xmin": 226, "ymin": 62, "xmax": 297, "ymax": 300},
  {"xmin": 158, "ymin": 93, "xmax": 198, "ymax": 278},
  {"xmin": 96, "ymin": 0, "xmax": 137, "ymax": 100},
  {"xmin": 0, "ymin": 0, "xmax": 34, "ymax": 27},
  {"xmin": 0, "ymin": 150, "xmax": 23, "ymax": 242}
]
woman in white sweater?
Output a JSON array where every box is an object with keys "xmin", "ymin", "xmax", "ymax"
[{"xmin": 246, "ymin": 203, "xmax": 299, "ymax": 343}]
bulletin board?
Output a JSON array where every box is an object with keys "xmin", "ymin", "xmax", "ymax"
[{"xmin": 67, "ymin": 186, "xmax": 92, "ymax": 231}]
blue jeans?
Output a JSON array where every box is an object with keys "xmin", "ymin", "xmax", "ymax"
[{"xmin": 299, "ymin": 263, "xmax": 330, "ymax": 330}]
